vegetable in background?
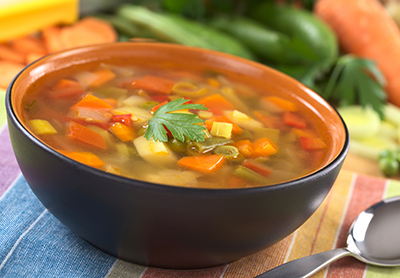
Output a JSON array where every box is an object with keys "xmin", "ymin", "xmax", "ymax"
[
  {"xmin": 250, "ymin": 2, "xmax": 338, "ymax": 68},
  {"xmin": 315, "ymin": 0, "xmax": 400, "ymax": 108},
  {"xmin": 208, "ymin": 15, "xmax": 314, "ymax": 65},
  {"xmin": 379, "ymin": 149, "xmax": 400, "ymax": 176},
  {"xmin": 116, "ymin": 5, "xmax": 255, "ymax": 59},
  {"xmin": 322, "ymin": 55, "xmax": 387, "ymax": 118}
]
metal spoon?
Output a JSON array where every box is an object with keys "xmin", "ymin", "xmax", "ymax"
[{"xmin": 256, "ymin": 196, "xmax": 400, "ymax": 278}]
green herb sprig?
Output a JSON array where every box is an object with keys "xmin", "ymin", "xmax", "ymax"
[
  {"xmin": 144, "ymin": 98, "xmax": 209, "ymax": 143},
  {"xmin": 322, "ymin": 55, "xmax": 387, "ymax": 118}
]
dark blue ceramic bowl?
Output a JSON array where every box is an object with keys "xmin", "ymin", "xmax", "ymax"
[{"xmin": 6, "ymin": 42, "xmax": 349, "ymax": 269}]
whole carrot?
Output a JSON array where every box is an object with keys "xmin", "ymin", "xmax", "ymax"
[{"xmin": 315, "ymin": 0, "xmax": 400, "ymax": 107}]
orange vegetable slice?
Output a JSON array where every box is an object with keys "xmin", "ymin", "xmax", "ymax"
[
  {"xmin": 177, "ymin": 154, "xmax": 226, "ymax": 173},
  {"xmin": 71, "ymin": 94, "xmax": 114, "ymax": 110},
  {"xmin": 58, "ymin": 150, "xmax": 105, "ymax": 168},
  {"xmin": 67, "ymin": 121, "xmax": 107, "ymax": 150}
]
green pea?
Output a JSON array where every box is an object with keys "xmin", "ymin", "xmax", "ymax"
[
  {"xmin": 379, "ymin": 157, "xmax": 399, "ymax": 177},
  {"xmin": 379, "ymin": 149, "xmax": 396, "ymax": 160}
]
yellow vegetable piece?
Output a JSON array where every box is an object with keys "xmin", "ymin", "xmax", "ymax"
[
  {"xmin": 232, "ymin": 110, "xmax": 250, "ymax": 121},
  {"xmin": 224, "ymin": 110, "xmax": 263, "ymax": 130},
  {"xmin": 172, "ymin": 82, "xmax": 207, "ymax": 97},
  {"xmin": 207, "ymin": 78, "xmax": 220, "ymax": 88},
  {"xmin": 105, "ymin": 165, "xmax": 121, "ymax": 175},
  {"xmin": 109, "ymin": 122, "xmax": 136, "ymax": 142},
  {"xmin": 133, "ymin": 136, "xmax": 178, "ymax": 166},
  {"xmin": 29, "ymin": 119, "xmax": 57, "ymax": 135},
  {"xmin": 210, "ymin": 122, "xmax": 233, "ymax": 139},
  {"xmin": 198, "ymin": 110, "xmax": 213, "ymax": 120}
]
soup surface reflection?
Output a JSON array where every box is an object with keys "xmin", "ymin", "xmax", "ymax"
[{"xmin": 21, "ymin": 63, "xmax": 331, "ymax": 188}]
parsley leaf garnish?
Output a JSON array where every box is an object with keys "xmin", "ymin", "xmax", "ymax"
[
  {"xmin": 322, "ymin": 55, "xmax": 387, "ymax": 118},
  {"xmin": 144, "ymin": 98, "xmax": 209, "ymax": 143}
]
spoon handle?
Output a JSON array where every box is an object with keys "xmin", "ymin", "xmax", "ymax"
[{"xmin": 255, "ymin": 248, "xmax": 351, "ymax": 278}]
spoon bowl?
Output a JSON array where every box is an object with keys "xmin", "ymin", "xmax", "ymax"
[
  {"xmin": 257, "ymin": 195, "xmax": 400, "ymax": 278},
  {"xmin": 348, "ymin": 195, "xmax": 400, "ymax": 265}
]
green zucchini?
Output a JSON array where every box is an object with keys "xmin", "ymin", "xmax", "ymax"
[
  {"xmin": 209, "ymin": 15, "xmax": 311, "ymax": 64},
  {"xmin": 250, "ymin": 2, "xmax": 338, "ymax": 65},
  {"xmin": 117, "ymin": 5, "xmax": 255, "ymax": 60}
]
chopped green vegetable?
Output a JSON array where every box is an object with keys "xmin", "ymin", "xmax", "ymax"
[
  {"xmin": 144, "ymin": 98, "xmax": 208, "ymax": 143},
  {"xmin": 213, "ymin": 145, "xmax": 239, "ymax": 159},
  {"xmin": 234, "ymin": 165, "xmax": 269, "ymax": 184},
  {"xmin": 188, "ymin": 137, "xmax": 233, "ymax": 154}
]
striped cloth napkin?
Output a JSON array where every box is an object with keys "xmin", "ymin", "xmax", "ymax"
[{"xmin": 1, "ymin": 89, "xmax": 400, "ymax": 277}]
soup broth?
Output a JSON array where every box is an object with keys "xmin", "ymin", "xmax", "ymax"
[{"xmin": 21, "ymin": 62, "xmax": 331, "ymax": 188}]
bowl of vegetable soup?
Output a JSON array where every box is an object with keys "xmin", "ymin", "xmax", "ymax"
[{"xmin": 6, "ymin": 42, "xmax": 349, "ymax": 269}]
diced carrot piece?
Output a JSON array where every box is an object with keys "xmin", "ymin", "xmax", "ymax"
[
  {"xmin": 11, "ymin": 36, "xmax": 47, "ymax": 55},
  {"xmin": 262, "ymin": 96, "xmax": 298, "ymax": 112},
  {"xmin": 59, "ymin": 17, "xmax": 117, "ymax": 49},
  {"xmin": 196, "ymin": 94, "xmax": 235, "ymax": 111},
  {"xmin": 25, "ymin": 52, "xmax": 44, "ymax": 64},
  {"xmin": 67, "ymin": 121, "xmax": 107, "ymax": 149},
  {"xmin": 103, "ymin": 98, "xmax": 118, "ymax": 108},
  {"xmin": 283, "ymin": 112, "xmax": 307, "ymax": 128},
  {"xmin": 131, "ymin": 75, "xmax": 175, "ymax": 94},
  {"xmin": 68, "ymin": 107, "xmax": 112, "ymax": 127},
  {"xmin": 109, "ymin": 122, "xmax": 136, "ymax": 142},
  {"xmin": 234, "ymin": 140, "xmax": 254, "ymax": 158},
  {"xmin": 151, "ymin": 101, "xmax": 169, "ymax": 114},
  {"xmin": 42, "ymin": 26, "xmax": 65, "ymax": 53},
  {"xmin": 0, "ymin": 60, "xmax": 25, "ymax": 89},
  {"xmin": 71, "ymin": 94, "xmax": 114, "ymax": 110},
  {"xmin": 243, "ymin": 160, "xmax": 272, "ymax": 177},
  {"xmin": 0, "ymin": 44, "xmax": 25, "ymax": 64},
  {"xmin": 58, "ymin": 150, "xmax": 105, "ymax": 168},
  {"xmin": 251, "ymin": 137, "xmax": 278, "ymax": 158},
  {"xmin": 300, "ymin": 137, "xmax": 327, "ymax": 151},
  {"xmin": 49, "ymin": 79, "xmax": 85, "ymax": 99},
  {"xmin": 177, "ymin": 154, "xmax": 226, "ymax": 173},
  {"xmin": 205, "ymin": 115, "xmax": 243, "ymax": 135},
  {"xmin": 89, "ymin": 69, "xmax": 116, "ymax": 87}
]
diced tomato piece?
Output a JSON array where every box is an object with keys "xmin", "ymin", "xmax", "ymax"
[
  {"xmin": 300, "ymin": 137, "xmax": 327, "ymax": 151},
  {"xmin": 112, "ymin": 114, "xmax": 132, "ymax": 126},
  {"xmin": 283, "ymin": 112, "xmax": 307, "ymax": 128},
  {"xmin": 131, "ymin": 75, "xmax": 175, "ymax": 94},
  {"xmin": 243, "ymin": 160, "xmax": 272, "ymax": 177},
  {"xmin": 149, "ymin": 94, "xmax": 170, "ymax": 103}
]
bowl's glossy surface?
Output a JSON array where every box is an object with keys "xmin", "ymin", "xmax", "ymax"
[{"xmin": 6, "ymin": 42, "xmax": 349, "ymax": 269}]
